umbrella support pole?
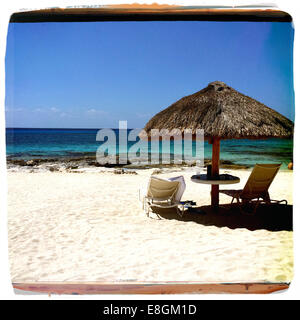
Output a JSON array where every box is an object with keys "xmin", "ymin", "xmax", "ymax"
[
  {"xmin": 211, "ymin": 185, "xmax": 219, "ymax": 209},
  {"xmin": 210, "ymin": 138, "xmax": 220, "ymax": 209}
]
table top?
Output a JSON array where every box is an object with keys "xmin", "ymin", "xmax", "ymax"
[{"xmin": 191, "ymin": 173, "xmax": 240, "ymax": 185}]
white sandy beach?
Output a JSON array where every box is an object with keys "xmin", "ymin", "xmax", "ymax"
[{"xmin": 7, "ymin": 168, "xmax": 293, "ymax": 284}]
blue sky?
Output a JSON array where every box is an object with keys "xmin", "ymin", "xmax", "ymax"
[{"xmin": 5, "ymin": 21, "xmax": 294, "ymax": 128}]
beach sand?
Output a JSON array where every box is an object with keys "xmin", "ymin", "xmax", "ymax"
[{"xmin": 7, "ymin": 168, "xmax": 293, "ymax": 284}]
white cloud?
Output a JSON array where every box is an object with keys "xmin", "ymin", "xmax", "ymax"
[
  {"xmin": 87, "ymin": 108, "xmax": 97, "ymax": 113},
  {"xmin": 5, "ymin": 107, "xmax": 23, "ymax": 112},
  {"xmin": 50, "ymin": 107, "xmax": 60, "ymax": 113},
  {"xmin": 86, "ymin": 108, "xmax": 107, "ymax": 115}
]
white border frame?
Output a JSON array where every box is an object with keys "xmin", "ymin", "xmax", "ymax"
[{"xmin": 0, "ymin": 0, "xmax": 298, "ymax": 300}]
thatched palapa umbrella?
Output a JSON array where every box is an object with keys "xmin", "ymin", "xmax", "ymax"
[{"xmin": 141, "ymin": 81, "xmax": 293, "ymax": 208}]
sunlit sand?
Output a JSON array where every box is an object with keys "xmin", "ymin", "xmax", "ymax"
[{"xmin": 7, "ymin": 168, "xmax": 293, "ymax": 284}]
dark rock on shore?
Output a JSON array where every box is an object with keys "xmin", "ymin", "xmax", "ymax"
[
  {"xmin": 204, "ymin": 159, "xmax": 249, "ymax": 169},
  {"xmin": 7, "ymin": 155, "xmax": 249, "ymax": 171},
  {"xmin": 113, "ymin": 168, "xmax": 137, "ymax": 175},
  {"xmin": 66, "ymin": 165, "xmax": 79, "ymax": 170},
  {"xmin": 49, "ymin": 166, "xmax": 59, "ymax": 172},
  {"xmin": 8, "ymin": 158, "xmax": 59, "ymax": 166}
]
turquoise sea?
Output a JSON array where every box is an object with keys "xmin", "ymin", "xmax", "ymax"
[{"xmin": 6, "ymin": 128, "xmax": 293, "ymax": 169}]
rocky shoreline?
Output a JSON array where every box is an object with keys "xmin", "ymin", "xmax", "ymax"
[{"xmin": 6, "ymin": 154, "xmax": 249, "ymax": 173}]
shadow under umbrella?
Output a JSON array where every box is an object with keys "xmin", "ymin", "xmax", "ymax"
[{"xmin": 151, "ymin": 203, "xmax": 293, "ymax": 232}]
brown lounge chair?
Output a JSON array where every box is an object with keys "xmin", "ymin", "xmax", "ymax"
[{"xmin": 220, "ymin": 163, "xmax": 287, "ymax": 213}]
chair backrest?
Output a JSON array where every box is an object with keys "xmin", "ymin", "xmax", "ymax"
[
  {"xmin": 147, "ymin": 176, "xmax": 179, "ymax": 201},
  {"xmin": 241, "ymin": 163, "xmax": 281, "ymax": 199},
  {"xmin": 167, "ymin": 175, "xmax": 186, "ymax": 201}
]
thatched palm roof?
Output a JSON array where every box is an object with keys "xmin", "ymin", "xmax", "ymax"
[{"xmin": 142, "ymin": 81, "xmax": 293, "ymax": 140}]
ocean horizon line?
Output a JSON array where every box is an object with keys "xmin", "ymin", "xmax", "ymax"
[{"xmin": 6, "ymin": 127, "xmax": 138, "ymax": 130}]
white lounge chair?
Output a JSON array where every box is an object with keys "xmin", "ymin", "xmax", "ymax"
[{"xmin": 141, "ymin": 176, "xmax": 186, "ymax": 218}]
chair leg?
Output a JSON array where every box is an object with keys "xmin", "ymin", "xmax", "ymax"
[
  {"xmin": 236, "ymin": 197, "xmax": 242, "ymax": 211},
  {"xmin": 176, "ymin": 205, "xmax": 184, "ymax": 218},
  {"xmin": 181, "ymin": 204, "xmax": 185, "ymax": 216},
  {"xmin": 252, "ymin": 199, "xmax": 261, "ymax": 214},
  {"xmin": 237, "ymin": 197, "xmax": 251, "ymax": 215},
  {"xmin": 264, "ymin": 192, "xmax": 271, "ymax": 204},
  {"xmin": 145, "ymin": 201, "xmax": 150, "ymax": 217}
]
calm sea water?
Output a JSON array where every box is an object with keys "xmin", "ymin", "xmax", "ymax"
[{"xmin": 6, "ymin": 128, "xmax": 293, "ymax": 169}]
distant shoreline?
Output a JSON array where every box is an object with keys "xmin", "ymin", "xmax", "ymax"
[
  {"xmin": 6, "ymin": 154, "xmax": 261, "ymax": 173},
  {"xmin": 6, "ymin": 128, "xmax": 293, "ymax": 171}
]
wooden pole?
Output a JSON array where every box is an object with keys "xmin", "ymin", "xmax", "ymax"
[{"xmin": 210, "ymin": 137, "xmax": 220, "ymax": 209}]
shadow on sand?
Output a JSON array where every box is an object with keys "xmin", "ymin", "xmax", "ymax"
[{"xmin": 150, "ymin": 203, "xmax": 293, "ymax": 232}]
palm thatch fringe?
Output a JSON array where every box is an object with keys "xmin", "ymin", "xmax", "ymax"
[{"xmin": 141, "ymin": 81, "xmax": 293, "ymax": 140}]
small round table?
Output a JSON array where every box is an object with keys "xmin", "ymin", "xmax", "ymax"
[{"xmin": 191, "ymin": 174, "xmax": 240, "ymax": 210}]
